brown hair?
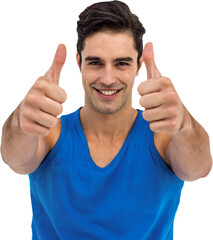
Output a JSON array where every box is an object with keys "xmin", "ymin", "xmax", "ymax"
[{"xmin": 77, "ymin": 0, "xmax": 146, "ymax": 66}]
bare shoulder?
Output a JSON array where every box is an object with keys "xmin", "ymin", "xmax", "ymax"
[{"xmin": 154, "ymin": 132, "xmax": 172, "ymax": 169}]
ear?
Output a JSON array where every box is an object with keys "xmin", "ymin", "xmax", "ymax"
[
  {"xmin": 76, "ymin": 52, "xmax": 81, "ymax": 70},
  {"xmin": 136, "ymin": 57, "xmax": 143, "ymax": 76}
]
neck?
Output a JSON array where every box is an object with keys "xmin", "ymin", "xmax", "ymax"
[{"xmin": 80, "ymin": 106, "xmax": 138, "ymax": 141}]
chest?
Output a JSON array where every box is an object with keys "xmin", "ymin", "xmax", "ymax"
[{"xmin": 87, "ymin": 139, "xmax": 124, "ymax": 168}]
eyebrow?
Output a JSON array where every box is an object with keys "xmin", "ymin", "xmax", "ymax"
[
  {"xmin": 113, "ymin": 57, "xmax": 133, "ymax": 63},
  {"xmin": 84, "ymin": 56, "xmax": 133, "ymax": 62},
  {"xmin": 85, "ymin": 56, "xmax": 102, "ymax": 62}
]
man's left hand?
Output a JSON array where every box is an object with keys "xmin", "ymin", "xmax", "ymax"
[{"xmin": 138, "ymin": 42, "xmax": 185, "ymax": 135}]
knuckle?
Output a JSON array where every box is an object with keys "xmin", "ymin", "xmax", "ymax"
[
  {"xmin": 137, "ymin": 83, "xmax": 143, "ymax": 94},
  {"xmin": 167, "ymin": 106, "xmax": 179, "ymax": 117},
  {"xmin": 21, "ymin": 106, "xmax": 33, "ymax": 119},
  {"xmin": 142, "ymin": 110, "xmax": 149, "ymax": 121},
  {"xmin": 137, "ymin": 85, "xmax": 140, "ymax": 93},
  {"xmin": 34, "ymin": 78, "xmax": 47, "ymax": 92},
  {"xmin": 25, "ymin": 89, "xmax": 45, "ymax": 107},
  {"xmin": 25, "ymin": 92, "xmax": 37, "ymax": 105},
  {"xmin": 149, "ymin": 122, "xmax": 154, "ymax": 131},
  {"xmin": 20, "ymin": 120, "xmax": 32, "ymax": 133},
  {"xmin": 170, "ymin": 120, "xmax": 179, "ymax": 131},
  {"xmin": 163, "ymin": 91, "xmax": 175, "ymax": 102},
  {"xmin": 61, "ymin": 89, "xmax": 67, "ymax": 103},
  {"xmin": 36, "ymin": 126, "xmax": 50, "ymax": 136},
  {"xmin": 49, "ymin": 117, "xmax": 58, "ymax": 128},
  {"xmin": 52, "ymin": 103, "xmax": 63, "ymax": 116},
  {"xmin": 58, "ymin": 104, "xmax": 63, "ymax": 115},
  {"xmin": 149, "ymin": 122, "xmax": 158, "ymax": 132},
  {"xmin": 20, "ymin": 116, "xmax": 51, "ymax": 136},
  {"xmin": 41, "ymin": 129, "xmax": 50, "ymax": 137},
  {"xmin": 168, "ymin": 91, "xmax": 178, "ymax": 102},
  {"xmin": 160, "ymin": 77, "xmax": 172, "ymax": 88},
  {"xmin": 140, "ymin": 97, "xmax": 145, "ymax": 107}
]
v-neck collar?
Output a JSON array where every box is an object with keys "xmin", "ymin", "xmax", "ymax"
[{"xmin": 74, "ymin": 108, "xmax": 141, "ymax": 171}]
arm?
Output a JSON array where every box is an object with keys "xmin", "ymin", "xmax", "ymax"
[
  {"xmin": 167, "ymin": 107, "xmax": 212, "ymax": 181},
  {"xmin": 0, "ymin": 44, "xmax": 67, "ymax": 174},
  {"xmin": 1, "ymin": 107, "xmax": 61, "ymax": 174},
  {"xmin": 138, "ymin": 42, "xmax": 212, "ymax": 181},
  {"xmin": 1, "ymin": 114, "xmax": 47, "ymax": 174},
  {"xmin": 154, "ymin": 107, "xmax": 212, "ymax": 181}
]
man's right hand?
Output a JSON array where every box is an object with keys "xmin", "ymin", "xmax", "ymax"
[{"xmin": 19, "ymin": 44, "xmax": 67, "ymax": 136}]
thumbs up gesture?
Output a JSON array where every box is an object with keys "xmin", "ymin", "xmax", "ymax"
[
  {"xmin": 138, "ymin": 43, "xmax": 184, "ymax": 135},
  {"xmin": 18, "ymin": 44, "xmax": 67, "ymax": 136}
]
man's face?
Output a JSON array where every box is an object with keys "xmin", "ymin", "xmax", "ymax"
[{"xmin": 77, "ymin": 30, "xmax": 141, "ymax": 115}]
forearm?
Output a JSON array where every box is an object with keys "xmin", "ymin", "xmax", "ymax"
[
  {"xmin": 1, "ymin": 105, "xmax": 39, "ymax": 169},
  {"xmin": 168, "ymin": 108, "xmax": 212, "ymax": 181}
]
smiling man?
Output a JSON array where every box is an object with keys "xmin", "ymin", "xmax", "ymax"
[
  {"xmin": 79, "ymin": 31, "xmax": 137, "ymax": 116},
  {"xmin": 1, "ymin": 1, "xmax": 212, "ymax": 240}
]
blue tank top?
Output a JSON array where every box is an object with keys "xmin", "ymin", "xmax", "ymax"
[{"xmin": 29, "ymin": 108, "xmax": 184, "ymax": 240}]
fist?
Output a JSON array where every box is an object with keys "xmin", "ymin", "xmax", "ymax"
[
  {"xmin": 138, "ymin": 43, "xmax": 184, "ymax": 135},
  {"xmin": 19, "ymin": 44, "xmax": 67, "ymax": 136}
]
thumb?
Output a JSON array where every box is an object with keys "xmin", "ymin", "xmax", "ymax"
[
  {"xmin": 142, "ymin": 42, "xmax": 161, "ymax": 79},
  {"xmin": 45, "ymin": 44, "xmax": 67, "ymax": 84}
]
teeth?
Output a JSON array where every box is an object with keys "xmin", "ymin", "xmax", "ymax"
[{"xmin": 99, "ymin": 90, "xmax": 117, "ymax": 96}]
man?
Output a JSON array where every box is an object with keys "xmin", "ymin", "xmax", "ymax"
[{"xmin": 1, "ymin": 1, "xmax": 212, "ymax": 239}]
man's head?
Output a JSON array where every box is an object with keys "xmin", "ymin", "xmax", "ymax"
[
  {"xmin": 77, "ymin": 1, "xmax": 146, "ymax": 67},
  {"xmin": 76, "ymin": 1, "xmax": 146, "ymax": 115}
]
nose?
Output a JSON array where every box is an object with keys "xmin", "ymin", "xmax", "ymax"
[{"xmin": 100, "ymin": 65, "xmax": 116, "ymax": 86}]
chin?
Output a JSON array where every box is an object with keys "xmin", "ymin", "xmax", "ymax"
[
  {"xmin": 85, "ymin": 93, "xmax": 130, "ymax": 115},
  {"xmin": 91, "ymin": 102, "xmax": 124, "ymax": 115},
  {"xmin": 94, "ymin": 106, "xmax": 120, "ymax": 115}
]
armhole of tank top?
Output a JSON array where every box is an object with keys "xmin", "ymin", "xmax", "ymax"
[
  {"xmin": 29, "ymin": 115, "xmax": 67, "ymax": 177},
  {"xmin": 147, "ymin": 130, "xmax": 184, "ymax": 184}
]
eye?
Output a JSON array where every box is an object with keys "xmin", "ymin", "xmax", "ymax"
[
  {"xmin": 116, "ymin": 62, "xmax": 129, "ymax": 66},
  {"xmin": 89, "ymin": 61, "xmax": 102, "ymax": 66}
]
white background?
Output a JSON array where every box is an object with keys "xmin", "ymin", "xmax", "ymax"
[{"xmin": 0, "ymin": 0, "xmax": 212, "ymax": 239}]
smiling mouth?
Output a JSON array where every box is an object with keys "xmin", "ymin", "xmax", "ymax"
[
  {"xmin": 99, "ymin": 90, "xmax": 118, "ymax": 96},
  {"xmin": 94, "ymin": 87, "xmax": 121, "ymax": 96}
]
